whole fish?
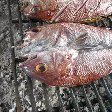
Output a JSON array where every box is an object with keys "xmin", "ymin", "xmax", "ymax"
[
  {"xmin": 20, "ymin": 0, "xmax": 112, "ymax": 23},
  {"xmin": 20, "ymin": 23, "xmax": 112, "ymax": 87}
]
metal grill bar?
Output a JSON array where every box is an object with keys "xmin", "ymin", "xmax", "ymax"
[
  {"xmin": 15, "ymin": 0, "xmax": 24, "ymax": 41},
  {"xmin": 82, "ymin": 85, "xmax": 94, "ymax": 112},
  {"xmin": 101, "ymin": 78, "xmax": 112, "ymax": 106},
  {"xmin": 69, "ymin": 87, "xmax": 80, "ymax": 112},
  {"xmin": 56, "ymin": 87, "xmax": 65, "ymax": 112},
  {"xmin": 101, "ymin": 78, "xmax": 112, "ymax": 93},
  {"xmin": 42, "ymin": 83, "xmax": 52, "ymax": 112},
  {"xmin": 91, "ymin": 83, "xmax": 107, "ymax": 112},
  {"xmin": 27, "ymin": 77, "xmax": 37, "ymax": 112},
  {"xmin": 7, "ymin": 0, "xmax": 21, "ymax": 111}
]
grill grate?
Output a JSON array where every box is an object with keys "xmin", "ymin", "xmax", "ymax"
[
  {"xmin": 81, "ymin": 85, "xmax": 93, "ymax": 112},
  {"xmin": 91, "ymin": 83, "xmax": 107, "ymax": 112},
  {"xmin": 6, "ymin": 0, "xmax": 112, "ymax": 112},
  {"xmin": 69, "ymin": 87, "xmax": 80, "ymax": 112}
]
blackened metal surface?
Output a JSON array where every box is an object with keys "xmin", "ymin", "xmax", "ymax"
[{"xmin": 7, "ymin": 0, "xmax": 21, "ymax": 111}]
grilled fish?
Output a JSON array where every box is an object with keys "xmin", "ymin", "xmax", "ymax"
[
  {"xmin": 20, "ymin": 23, "xmax": 112, "ymax": 86},
  {"xmin": 21, "ymin": 0, "xmax": 112, "ymax": 23}
]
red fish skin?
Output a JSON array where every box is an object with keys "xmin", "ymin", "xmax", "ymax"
[
  {"xmin": 20, "ymin": 23, "xmax": 112, "ymax": 87},
  {"xmin": 21, "ymin": 49, "xmax": 112, "ymax": 86},
  {"xmin": 22, "ymin": 0, "xmax": 112, "ymax": 22}
]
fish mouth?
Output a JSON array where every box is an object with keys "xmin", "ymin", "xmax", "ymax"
[{"xmin": 15, "ymin": 56, "xmax": 28, "ymax": 63}]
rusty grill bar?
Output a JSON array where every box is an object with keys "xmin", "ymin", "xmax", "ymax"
[{"xmin": 6, "ymin": 0, "xmax": 112, "ymax": 112}]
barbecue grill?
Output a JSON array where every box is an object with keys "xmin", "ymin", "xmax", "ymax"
[{"xmin": 0, "ymin": 0, "xmax": 112, "ymax": 111}]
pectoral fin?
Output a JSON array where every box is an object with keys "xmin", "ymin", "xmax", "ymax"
[
  {"xmin": 74, "ymin": 33, "xmax": 99, "ymax": 51},
  {"xmin": 75, "ymin": 33, "xmax": 88, "ymax": 45}
]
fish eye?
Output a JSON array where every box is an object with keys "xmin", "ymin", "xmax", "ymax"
[
  {"xmin": 36, "ymin": 63, "xmax": 48, "ymax": 73},
  {"xmin": 31, "ymin": 6, "xmax": 40, "ymax": 13}
]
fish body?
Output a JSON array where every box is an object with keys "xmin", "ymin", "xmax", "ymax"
[
  {"xmin": 21, "ymin": 0, "xmax": 112, "ymax": 22},
  {"xmin": 20, "ymin": 23, "xmax": 112, "ymax": 86}
]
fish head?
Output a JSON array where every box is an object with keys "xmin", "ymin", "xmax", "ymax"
[
  {"xmin": 20, "ymin": 49, "xmax": 74, "ymax": 86},
  {"xmin": 19, "ymin": 22, "xmax": 112, "ymax": 86},
  {"xmin": 22, "ymin": 0, "xmax": 57, "ymax": 21},
  {"xmin": 20, "ymin": 23, "xmax": 80, "ymax": 86}
]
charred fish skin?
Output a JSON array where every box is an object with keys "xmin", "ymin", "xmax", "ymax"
[
  {"xmin": 21, "ymin": 0, "xmax": 112, "ymax": 23},
  {"xmin": 20, "ymin": 23, "xmax": 112, "ymax": 87}
]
